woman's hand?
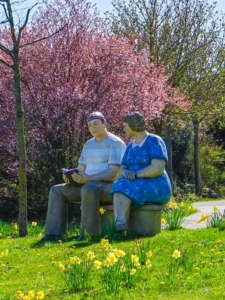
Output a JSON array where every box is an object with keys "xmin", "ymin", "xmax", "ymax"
[{"xmin": 119, "ymin": 168, "xmax": 136, "ymax": 180}]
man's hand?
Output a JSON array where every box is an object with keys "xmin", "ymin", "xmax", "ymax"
[
  {"xmin": 62, "ymin": 173, "xmax": 70, "ymax": 184},
  {"xmin": 119, "ymin": 169, "xmax": 136, "ymax": 180},
  {"xmin": 71, "ymin": 171, "xmax": 91, "ymax": 184}
]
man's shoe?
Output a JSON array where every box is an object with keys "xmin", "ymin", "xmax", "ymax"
[
  {"xmin": 77, "ymin": 236, "xmax": 85, "ymax": 241},
  {"xmin": 40, "ymin": 235, "xmax": 61, "ymax": 242}
]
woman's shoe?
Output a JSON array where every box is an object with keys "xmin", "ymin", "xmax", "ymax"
[{"xmin": 115, "ymin": 224, "xmax": 127, "ymax": 233}]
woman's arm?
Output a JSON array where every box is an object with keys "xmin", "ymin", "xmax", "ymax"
[
  {"xmin": 119, "ymin": 165, "xmax": 136, "ymax": 180},
  {"xmin": 136, "ymin": 159, "xmax": 165, "ymax": 178}
]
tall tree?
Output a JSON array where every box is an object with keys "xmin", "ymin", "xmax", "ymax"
[
  {"xmin": 106, "ymin": 0, "xmax": 225, "ymax": 193},
  {"xmin": 0, "ymin": 0, "xmax": 186, "ymax": 222},
  {"xmin": 0, "ymin": 0, "xmax": 66, "ymax": 235},
  {"xmin": 181, "ymin": 46, "xmax": 225, "ymax": 194}
]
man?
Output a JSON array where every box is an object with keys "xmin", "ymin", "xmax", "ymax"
[{"xmin": 41, "ymin": 111, "xmax": 126, "ymax": 241}]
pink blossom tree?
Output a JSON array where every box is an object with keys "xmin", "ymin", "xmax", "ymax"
[{"xmin": 0, "ymin": 0, "xmax": 186, "ymax": 225}]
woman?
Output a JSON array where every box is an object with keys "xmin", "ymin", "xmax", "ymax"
[{"xmin": 111, "ymin": 112, "xmax": 172, "ymax": 232}]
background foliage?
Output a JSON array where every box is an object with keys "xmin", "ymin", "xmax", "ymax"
[{"xmin": 0, "ymin": 0, "xmax": 225, "ymax": 222}]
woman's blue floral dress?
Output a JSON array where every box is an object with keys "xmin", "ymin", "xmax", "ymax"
[{"xmin": 111, "ymin": 134, "xmax": 172, "ymax": 208}]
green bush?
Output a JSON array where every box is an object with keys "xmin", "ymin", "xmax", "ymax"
[{"xmin": 200, "ymin": 143, "xmax": 225, "ymax": 195}]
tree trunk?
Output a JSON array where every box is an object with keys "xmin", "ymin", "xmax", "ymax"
[
  {"xmin": 14, "ymin": 51, "xmax": 28, "ymax": 236},
  {"xmin": 164, "ymin": 124, "xmax": 173, "ymax": 188},
  {"xmin": 193, "ymin": 119, "xmax": 202, "ymax": 196}
]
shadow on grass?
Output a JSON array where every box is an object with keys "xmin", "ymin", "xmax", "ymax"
[{"xmin": 30, "ymin": 227, "xmax": 151, "ymax": 249}]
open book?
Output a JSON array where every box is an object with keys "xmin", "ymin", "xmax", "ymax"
[{"xmin": 62, "ymin": 168, "xmax": 84, "ymax": 187}]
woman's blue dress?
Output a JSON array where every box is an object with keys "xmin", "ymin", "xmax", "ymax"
[{"xmin": 111, "ymin": 134, "xmax": 172, "ymax": 208}]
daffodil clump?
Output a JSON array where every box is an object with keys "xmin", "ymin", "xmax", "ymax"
[
  {"xmin": 158, "ymin": 247, "xmax": 197, "ymax": 284},
  {"xmin": 197, "ymin": 206, "xmax": 225, "ymax": 229},
  {"xmin": 0, "ymin": 221, "xmax": 43, "ymax": 239},
  {"xmin": 17, "ymin": 290, "xmax": 44, "ymax": 300},
  {"xmin": 99, "ymin": 207, "xmax": 116, "ymax": 240},
  {"xmin": 0, "ymin": 248, "xmax": 9, "ymax": 270},
  {"xmin": 59, "ymin": 251, "xmax": 93, "ymax": 292},
  {"xmin": 162, "ymin": 201, "xmax": 196, "ymax": 230},
  {"xmin": 59, "ymin": 238, "xmax": 153, "ymax": 294}
]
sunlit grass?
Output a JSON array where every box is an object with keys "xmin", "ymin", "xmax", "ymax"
[{"xmin": 0, "ymin": 217, "xmax": 225, "ymax": 300}]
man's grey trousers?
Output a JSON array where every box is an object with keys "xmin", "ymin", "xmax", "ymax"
[{"xmin": 44, "ymin": 181, "xmax": 113, "ymax": 236}]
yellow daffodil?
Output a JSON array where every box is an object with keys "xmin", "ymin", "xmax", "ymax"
[
  {"xmin": 167, "ymin": 202, "xmax": 177, "ymax": 209},
  {"xmin": 99, "ymin": 207, "xmax": 106, "ymax": 215},
  {"xmin": 213, "ymin": 206, "xmax": 218, "ymax": 212},
  {"xmin": 130, "ymin": 268, "xmax": 136, "ymax": 275},
  {"xmin": 146, "ymin": 251, "xmax": 153, "ymax": 258},
  {"xmin": 113, "ymin": 248, "xmax": 126, "ymax": 257},
  {"xmin": 131, "ymin": 254, "xmax": 139, "ymax": 264},
  {"xmin": 106, "ymin": 252, "xmax": 118, "ymax": 265},
  {"xmin": 161, "ymin": 218, "xmax": 166, "ymax": 224},
  {"xmin": 59, "ymin": 262, "xmax": 65, "ymax": 271},
  {"xmin": 172, "ymin": 250, "xmax": 181, "ymax": 259},
  {"xmin": 28, "ymin": 290, "xmax": 35, "ymax": 299},
  {"xmin": 101, "ymin": 238, "xmax": 109, "ymax": 246},
  {"xmin": 94, "ymin": 260, "xmax": 102, "ymax": 269},
  {"xmin": 31, "ymin": 222, "xmax": 37, "ymax": 227},
  {"xmin": 69, "ymin": 256, "xmax": 82, "ymax": 265},
  {"xmin": 17, "ymin": 292, "xmax": 24, "ymax": 298},
  {"xmin": 134, "ymin": 261, "xmax": 140, "ymax": 267},
  {"xmin": 197, "ymin": 213, "xmax": 211, "ymax": 224},
  {"xmin": 87, "ymin": 251, "xmax": 95, "ymax": 260},
  {"xmin": 145, "ymin": 259, "xmax": 152, "ymax": 268},
  {"xmin": 13, "ymin": 223, "xmax": 18, "ymax": 230},
  {"xmin": 35, "ymin": 291, "xmax": 44, "ymax": 299}
]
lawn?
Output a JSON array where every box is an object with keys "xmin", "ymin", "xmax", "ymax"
[{"xmin": 0, "ymin": 220, "xmax": 225, "ymax": 300}]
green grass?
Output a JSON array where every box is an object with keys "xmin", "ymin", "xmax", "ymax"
[{"xmin": 0, "ymin": 221, "xmax": 225, "ymax": 300}]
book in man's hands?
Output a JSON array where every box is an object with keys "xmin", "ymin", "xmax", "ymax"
[{"xmin": 62, "ymin": 168, "xmax": 83, "ymax": 187}]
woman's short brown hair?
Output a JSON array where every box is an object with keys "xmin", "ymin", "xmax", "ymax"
[{"xmin": 123, "ymin": 112, "xmax": 146, "ymax": 132}]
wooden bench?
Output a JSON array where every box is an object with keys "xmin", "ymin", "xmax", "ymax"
[{"xmin": 100, "ymin": 203, "xmax": 165, "ymax": 237}]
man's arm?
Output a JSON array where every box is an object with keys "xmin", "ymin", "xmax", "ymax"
[{"xmin": 71, "ymin": 164, "xmax": 120, "ymax": 184}]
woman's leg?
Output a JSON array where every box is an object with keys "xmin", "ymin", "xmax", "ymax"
[{"xmin": 113, "ymin": 193, "xmax": 131, "ymax": 232}]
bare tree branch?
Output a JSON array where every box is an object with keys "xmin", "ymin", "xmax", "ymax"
[
  {"xmin": 20, "ymin": 23, "xmax": 68, "ymax": 48},
  {"xmin": 0, "ymin": 43, "xmax": 13, "ymax": 57},
  {"xmin": 0, "ymin": 57, "xmax": 13, "ymax": 68},
  {"xmin": 0, "ymin": 2, "xmax": 9, "ymax": 24},
  {"xmin": 18, "ymin": 2, "xmax": 39, "ymax": 43},
  {"xmin": 4, "ymin": 0, "xmax": 17, "ymax": 45}
]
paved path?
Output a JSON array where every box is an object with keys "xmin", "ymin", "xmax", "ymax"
[{"xmin": 182, "ymin": 200, "xmax": 225, "ymax": 229}]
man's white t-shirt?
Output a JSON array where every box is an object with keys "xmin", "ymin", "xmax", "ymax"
[{"xmin": 78, "ymin": 132, "xmax": 126, "ymax": 175}]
